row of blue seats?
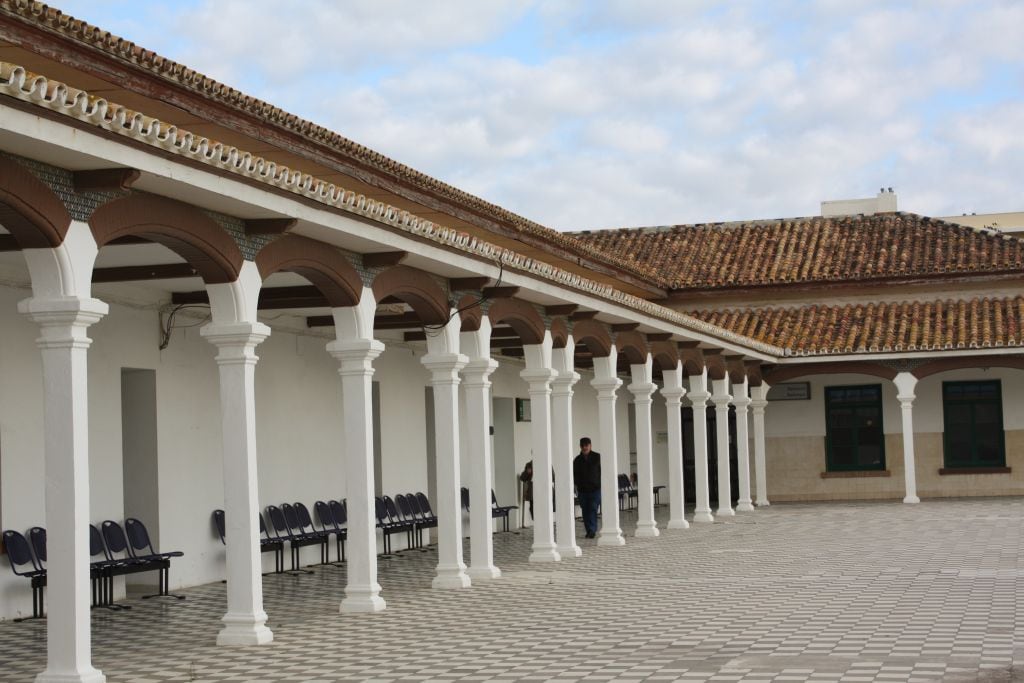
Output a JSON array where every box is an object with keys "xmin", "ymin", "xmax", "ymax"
[{"xmin": 3, "ymin": 518, "xmax": 183, "ymax": 621}]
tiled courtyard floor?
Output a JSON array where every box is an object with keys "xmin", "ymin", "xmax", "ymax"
[{"xmin": 4, "ymin": 499, "xmax": 1024, "ymax": 682}]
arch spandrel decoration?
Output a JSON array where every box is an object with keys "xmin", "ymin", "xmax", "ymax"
[
  {"xmin": 255, "ymin": 235, "xmax": 362, "ymax": 308},
  {"xmin": 764, "ymin": 361, "xmax": 898, "ymax": 384},
  {"xmin": 371, "ymin": 264, "xmax": 450, "ymax": 326},
  {"xmin": 615, "ymin": 330, "xmax": 648, "ymax": 366},
  {"xmin": 649, "ymin": 340, "xmax": 679, "ymax": 372},
  {"xmin": 550, "ymin": 318, "xmax": 569, "ymax": 349},
  {"xmin": 912, "ymin": 355, "xmax": 1024, "ymax": 380},
  {"xmin": 0, "ymin": 156, "xmax": 72, "ymax": 249},
  {"xmin": 90, "ymin": 194, "xmax": 244, "ymax": 284},
  {"xmin": 487, "ymin": 298, "xmax": 545, "ymax": 345},
  {"xmin": 570, "ymin": 319, "xmax": 612, "ymax": 358}
]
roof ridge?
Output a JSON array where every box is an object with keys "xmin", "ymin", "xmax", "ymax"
[{"xmin": 0, "ymin": 1, "xmax": 661, "ymax": 287}]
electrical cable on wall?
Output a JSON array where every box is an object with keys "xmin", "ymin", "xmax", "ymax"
[
  {"xmin": 422, "ymin": 257, "xmax": 505, "ymax": 335},
  {"xmin": 158, "ymin": 303, "xmax": 211, "ymax": 350}
]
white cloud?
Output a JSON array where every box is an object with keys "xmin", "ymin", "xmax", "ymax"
[{"xmin": 47, "ymin": 1, "xmax": 1024, "ymax": 228}]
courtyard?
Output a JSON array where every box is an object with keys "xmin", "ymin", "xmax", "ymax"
[{"xmin": 3, "ymin": 499, "xmax": 1022, "ymax": 682}]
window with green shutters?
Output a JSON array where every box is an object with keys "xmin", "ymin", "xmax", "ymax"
[
  {"xmin": 942, "ymin": 380, "xmax": 1005, "ymax": 468},
  {"xmin": 825, "ymin": 385, "xmax": 886, "ymax": 471}
]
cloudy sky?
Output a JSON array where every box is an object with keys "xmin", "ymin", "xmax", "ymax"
[{"xmin": 55, "ymin": 1, "xmax": 1024, "ymax": 230}]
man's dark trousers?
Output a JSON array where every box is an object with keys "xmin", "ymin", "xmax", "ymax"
[{"xmin": 578, "ymin": 490, "xmax": 601, "ymax": 537}]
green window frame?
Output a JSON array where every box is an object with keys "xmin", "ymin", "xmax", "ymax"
[
  {"xmin": 824, "ymin": 384, "xmax": 886, "ymax": 472},
  {"xmin": 942, "ymin": 380, "xmax": 1005, "ymax": 468}
]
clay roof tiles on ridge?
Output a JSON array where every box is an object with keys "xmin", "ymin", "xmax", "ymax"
[{"xmin": 572, "ymin": 213, "xmax": 1024, "ymax": 291}]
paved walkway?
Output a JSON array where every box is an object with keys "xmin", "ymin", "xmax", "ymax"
[{"xmin": 4, "ymin": 499, "xmax": 1024, "ymax": 682}]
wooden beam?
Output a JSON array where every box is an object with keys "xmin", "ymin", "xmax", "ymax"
[
  {"xmin": 500, "ymin": 348, "xmax": 525, "ymax": 357},
  {"xmin": 404, "ymin": 331, "xmax": 426, "ymax": 342},
  {"xmin": 569, "ymin": 310, "xmax": 598, "ymax": 321},
  {"xmin": 72, "ymin": 168, "xmax": 140, "ymax": 192},
  {"xmin": 309, "ymin": 312, "xmax": 423, "ymax": 329},
  {"xmin": 491, "ymin": 326, "xmax": 519, "ymax": 338},
  {"xmin": 171, "ymin": 290, "xmax": 210, "ymax": 305},
  {"xmin": 483, "ymin": 286, "xmax": 520, "ymax": 299},
  {"xmin": 361, "ymin": 251, "xmax": 408, "ymax": 269},
  {"xmin": 545, "ymin": 304, "xmax": 578, "ymax": 316},
  {"xmin": 92, "ymin": 263, "xmax": 199, "ymax": 283},
  {"xmin": 449, "ymin": 276, "xmax": 490, "ymax": 291},
  {"xmin": 677, "ymin": 340, "xmax": 701, "ymax": 349},
  {"xmin": 0, "ymin": 235, "xmax": 19, "ymax": 252},
  {"xmin": 173, "ymin": 285, "xmax": 331, "ymax": 309},
  {"xmin": 490, "ymin": 338, "xmax": 524, "ymax": 349},
  {"xmin": 611, "ymin": 323, "xmax": 640, "ymax": 332},
  {"xmin": 646, "ymin": 333, "xmax": 672, "ymax": 342},
  {"xmin": 244, "ymin": 218, "xmax": 296, "ymax": 236},
  {"xmin": 307, "ymin": 316, "xmax": 333, "ymax": 328}
]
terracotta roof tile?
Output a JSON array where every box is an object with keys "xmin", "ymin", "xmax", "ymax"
[
  {"xmin": 572, "ymin": 213, "xmax": 1024, "ymax": 290},
  {"xmin": 692, "ymin": 297, "xmax": 1024, "ymax": 356}
]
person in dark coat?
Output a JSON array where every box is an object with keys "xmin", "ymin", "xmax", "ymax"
[
  {"xmin": 519, "ymin": 460, "xmax": 534, "ymax": 519},
  {"xmin": 573, "ymin": 437, "xmax": 601, "ymax": 538}
]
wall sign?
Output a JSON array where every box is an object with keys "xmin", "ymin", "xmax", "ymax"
[{"xmin": 767, "ymin": 381, "xmax": 811, "ymax": 401}]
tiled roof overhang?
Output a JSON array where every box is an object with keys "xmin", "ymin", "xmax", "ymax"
[
  {"xmin": 0, "ymin": 61, "xmax": 782, "ymax": 357},
  {"xmin": 0, "ymin": 1, "xmax": 664, "ymax": 296}
]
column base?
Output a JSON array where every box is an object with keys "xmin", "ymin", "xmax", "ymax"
[
  {"xmin": 557, "ymin": 544, "xmax": 583, "ymax": 557},
  {"xmin": 735, "ymin": 501, "xmax": 755, "ymax": 512},
  {"xmin": 597, "ymin": 531, "xmax": 626, "ymax": 546},
  {"xmin": 339, "ymin": 593, "xmax": 387, "ymax": 614},
  {"xmin": 467, "ymin": 565, "xmax": 502, "ymax": 580},
  {"xmin": 717, "ymin": 507, "xmax": 735, "ymax": 517},
  {"xmin": 667, "ymin": 519, "xmax": 690, "ymax": 529},
  {"xmin": 903, "ymin": 495, "xmax": 920, "ymax": 504},
  {"xmin": 529, "ymin": 546, "xmax": 562, "ymax": 563},
  {"xmin": 634, "ymin": 523, "xmax": 660, "ymax": 538},
  {"xmin": 217, "ymin": 617, "xmax": 274, "ymax": 646},
  {"xmin": 756, "ymin": 499, "xmax": 771, "ymax": 507},
  {"xmin": 692, "ymin": 510, "xmax": 715, "ymax": 523},
  {"xmin": 35, "ymin": 671, "xmax": 106, "ymax": 683},
  {"xmin": 432, "ymin": 570, "xmax": 471, "ymax": 589}
]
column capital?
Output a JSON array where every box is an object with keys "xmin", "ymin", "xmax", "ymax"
[
  {"xmin": 327, "ymin": 337, "xmax": 385, "ymax": 361},
  {"xmin": 710, "ymin": 392, "xmax": 733, "ymax": 407},
  {"xmin": 750, "ymin": 397, "xmax": 768, "ymax": 410},
  {"xmin": 627, "ymin": 381, "xmax": 657, "ymax": 401},
  {"xmin": 201, "ymin": 321, "xmax": 272, "ymax": 347},
  {"xmin": 732, "ymin": 396, "xmax": 752, "ymax": 410},
  {"xmin": 552, "ymin": 370, "xmax": 581, "ymax": 392},
  {"xmin": 687, "ymin": 389, "xmax": 710, "ymax": 405},
  {"xmin": 660, "ymin": 386, "xmax": 686, "ymax": 402},
  {"xmin": 462, "ymin": 357, "xmax": 499, "ymax": 385},
  {"xmin": 19, "ymin": 296, "xmax": 108, "ymax": 349},
  {"xmin": 590, "ymin": 376, "xmax": 623, "ymax": 395},
  {"xmin": 421, "ymin": 352, "xmax": 468, "ymax": 379},
  {"xmin": 520, "ymin": 367, "xmax": 557, "ymax": 387}
]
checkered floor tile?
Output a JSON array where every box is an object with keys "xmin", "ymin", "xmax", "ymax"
[{"xmin": 3, "ymin": 499, "xmax": 1024, "ymax": 681}]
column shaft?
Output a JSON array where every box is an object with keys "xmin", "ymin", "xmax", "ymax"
[
  {"xmin": 592, "ymin": 378, "xmax": 626, "ymax": 545},
  {"xmin": 733, "ymin": 386, "xmax": 754, "ymax": 512},
  {"xmin": 523, "ymin": 368, "xmax": 560, "ymax": 562},
  {"xmin": 203, "ymin": 324, "xmax": 275, "ymax": 645},
  {"xmin": 662, "ymin": 389, "xmax": 688, "ymax": 529},
  {"xmin": 330, "ymin": 340, "xmax": 387, "ymax": 611},
  {"xmin": 424, "ymin": 356, "xmax": 471, "ymax": 588},
  {"xmin": 900, "ymin": 399, "xmax": 920, "ymax": 504},
  {"xmin": 690, "ymin": 391, "xmax": 714, "ymax": 523},
  {"xmin": 464, "ymin": 360, "xmax": 501, "ymax": 579},
  {"xmin": 630, "ymin": 381, "xmax": 659, "ymax": 537},
  {"xmin": 751, "ymin": 387, "xmax": 770, "ymax": 507},
  {"xmin": 552, "ymin": 374, "xmax": 582, "ymax": 557},
  {"xmin": 711, "ymin": 380, "xmax": 734, "ymax": 517},
  {"xmin": 25, "ymin": 301, "xmax": 107, "ymax": 683}
]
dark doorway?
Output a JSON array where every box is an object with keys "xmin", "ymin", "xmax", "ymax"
[{"xmin": 682, "ymin": 405, "xmax": 738, "ymax": 506}]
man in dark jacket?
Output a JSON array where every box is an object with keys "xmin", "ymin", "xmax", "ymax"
[{"xmin": 573, "ymin": 437, "xmax": 601, "ymax": 539}]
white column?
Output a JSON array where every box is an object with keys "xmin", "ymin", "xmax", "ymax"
[
  {"xmin": 552, "ymin": 341, "xmax": 582, "ymax": 557},
  {"xmin": 629, "ymin": 357, "xmax": 659, "ymax": 537},
  {"xmin": 751, "ymin": 383, "xmax": 770, "ymax": 507},
  {"xmin": 329, "ymin": 290, "xmax": 386, "ymax": 611},
  {"xmin": 732, "ymin": 378, "xmax": 754, "ymax": 512},
  {"xmin": 463, "ymin": 357, "xmax": 501, "ymax": 579},
  {"xmin": 522, "ymin": 334, "xmax": 561, "ymax": 563},
  {"xmin": 711, "ymin": 378, "xmax": 735, "ymax": 517},
  {"xmin": 203, "ymin": 263, "xmax": 274, "ymax": 646},
  {"xmin": 689, "ymin": 371, "xmax": 714, "ymax": 523},
  {"xmin": 894, "ymin": 372, "xmax": 920, "ymax": 504},
  {"xmin": 592, "ymin": 351, "xmax": 626, "ymax": 545},
  {"xmin": 422, "ymin": 314, "xmax": 471, "ymax": 588},
  {"xmin": 20, "ymin": 221, "xmax": 107, "ymax": 683},
  {"xmin": 661, "ymin": 362, "xmax": 689, "ymax": 529},
  {"xmin": 21, "ymin": 298, "xmax": 108, "ymax": 683}
]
